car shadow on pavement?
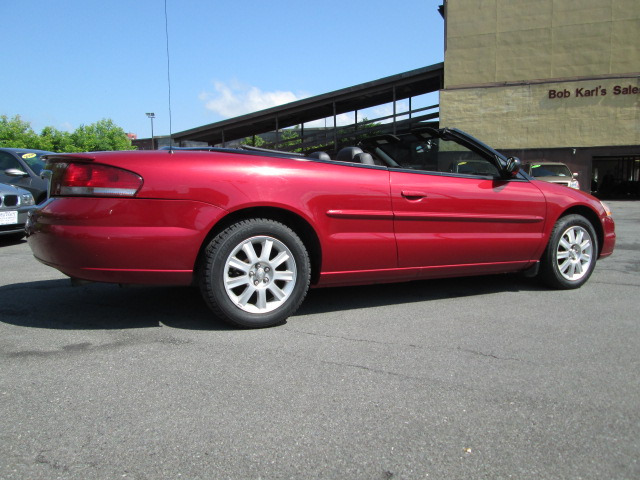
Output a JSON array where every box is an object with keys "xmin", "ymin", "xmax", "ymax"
[
  {"xmin": 0, "ymin": 237, "xmax": 27, "ymax": 247},
  {"xmin": 298, "ymin": 273, "xmax": 545, "ymax": 316},
  {"xmin": 0, "ymin": 274, "xmax": 545, "ymax": 331},
  {"xmin": 0, "ymin": 279, "xmax": 232, "ymax": 331}
]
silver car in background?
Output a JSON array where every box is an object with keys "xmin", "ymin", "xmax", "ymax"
[
  {"xmin": 0, "ymin": 183, "xmax": 36, "ymax": 242},
  {"xmin": 524, "ymin": 162, "xmax": 580, "ymax": 189}
]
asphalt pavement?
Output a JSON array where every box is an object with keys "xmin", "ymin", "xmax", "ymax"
[{"xmin": 1, "ymin": 200, "xmax": 638, "ymax": 479}]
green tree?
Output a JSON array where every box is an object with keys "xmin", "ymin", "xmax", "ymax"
[
  {"xmin": 38, "ymin": 126, "xmax": 75, "ymax": 152},
  {"xmin": 281, "ymin": 129, "xmax": 305, "ymax": 152},
  {"xmin": 0, "ymin": 115, "xmax": 40, "ymax": 148},
  {"xmin": 242, "ymin": 134, "xmax": 266, "ymax": 147},
  {"xmin": 69, "ymin": 119, "xmax": 132, "ymax": 152},
  {"xmin": 0, "ymin": 115, "xmax": 133, "ymax": 152}
]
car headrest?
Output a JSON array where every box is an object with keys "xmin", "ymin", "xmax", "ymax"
[
  {"xmin": 308, "ymin": 151, "xmax": 331, "ymax": 161},
  {"xmin": 336, "ymin": 146, "xmax": 363, "ymax": 162},
  {"xmin": 354, "ymin": 152, "xmax": 375, "ymax": 165}
]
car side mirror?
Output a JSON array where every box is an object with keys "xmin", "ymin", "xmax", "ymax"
[
  {"xmin": 572, "ymin": 172, "xmax": 579, "ymax": 178},
  {"xmin": 5, "ymin": 168, "xmax": 29, "ymax": 177},
  {"xmin": 505, "ymin": 157, "xmax": 521, "ymax": 177}
]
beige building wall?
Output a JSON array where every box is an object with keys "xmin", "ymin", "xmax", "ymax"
[
  {"xmin": 440, "ymin": 77, "xmax": 640, "ymax": 149},
  {"xmin": 440, "ymin": 0, "xmax": 640, "ymax": 149}
]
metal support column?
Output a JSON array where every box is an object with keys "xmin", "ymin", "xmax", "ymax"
[
  {"xmin": 333, "ymin": 102, "xmax": 337, "ymax": 150},
  {"xmin": 392, "ymin": 86, "xmax": 397, "ymax": 135}
]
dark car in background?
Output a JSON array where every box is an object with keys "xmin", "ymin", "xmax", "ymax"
[
  {"xmin": 0, "ymin": 148, "xmax": 53, "ymax": 204},
  {"xmin": 0, "ymin": 183, "xmax": 36, "ymax": 241}
]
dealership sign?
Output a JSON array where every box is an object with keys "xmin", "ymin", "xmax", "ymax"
[{"xmin": 548, "ymin": 84, "xmax": 640, "ymax": 99}]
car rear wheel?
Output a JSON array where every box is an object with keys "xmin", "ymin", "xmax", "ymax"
[
  {"xmin": 199, "ymin": 219, "xmax": 311, "ymax": 328},
  {"xmin": 540, "ymin": 214, "xmax": 598, "ymax": 289}
]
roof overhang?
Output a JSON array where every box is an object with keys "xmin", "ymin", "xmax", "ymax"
[{"xmin": 172, "ymin": 63, "xmax": 444, "ymax": 145}]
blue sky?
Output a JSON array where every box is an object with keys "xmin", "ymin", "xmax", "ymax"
[{"xmin": 2, "ymin": 1, "xmax": 444, "ymax": 138}]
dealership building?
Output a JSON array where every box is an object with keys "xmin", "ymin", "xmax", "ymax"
[
  {"xmin": 142, "ymin": 0, "xmax": 638, "ymax": 197},
  {"xmin": 439, "ymin": 0, "xmax": 639, "ymax": 196}
]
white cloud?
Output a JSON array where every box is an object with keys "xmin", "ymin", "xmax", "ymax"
[
  {"xmin": 199, "ymin": 80, "xmax": 418, "ymax": 128},
  {"xmin": 360, "ymin": 101, "xmax": 412, "ymax": 124},
  {"xmin": 304, "ymin": 113, "xmax": 355, "ymax": 128},
  {"xmin": 200, "ymin": 80, "xmax": 306, "ymax": 118}
]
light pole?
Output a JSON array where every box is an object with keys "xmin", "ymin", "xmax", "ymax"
[{"xmin": 145, "ymin": 112, "xmax": 155, "ymax": 150}]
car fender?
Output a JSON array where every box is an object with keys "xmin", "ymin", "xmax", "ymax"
[{"xmin": 531, "ymin": 180, "xmax": 615, "ymax": 259}]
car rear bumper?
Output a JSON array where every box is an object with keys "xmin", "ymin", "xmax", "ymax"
[{"xmin": 26, "ymin": 197, "xmax": 227, "ymax": 285}]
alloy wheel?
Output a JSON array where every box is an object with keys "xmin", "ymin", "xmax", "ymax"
[
  {"xmin": 223, "ymin": 235, "xmax": 297, "ymax": 314},
  {"xmin": 556, "ymin": 225, "xmax": 593, "ymax": 281}
]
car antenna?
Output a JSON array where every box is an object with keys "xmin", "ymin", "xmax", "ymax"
[{"xmin": 164, "ymin": 0, "xmax": 174, "ymax": 154}]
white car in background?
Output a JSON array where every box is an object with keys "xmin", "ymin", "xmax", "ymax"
[
  {"xmin": 0, "ymin": 183, "xmax": 36, "ymax": 242},
  {"xmin": 524, "ymin": 162, "xmax": 580, "ymax": 189}
]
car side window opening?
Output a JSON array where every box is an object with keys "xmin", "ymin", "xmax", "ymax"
[{"xmin": 373, "ymin": 135, "xmax": 499, "ymax": 177}]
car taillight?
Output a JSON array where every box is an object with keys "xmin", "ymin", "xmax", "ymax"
[{"xmin": 52, "ymin": 163, "xmax": 143, "ymax": 197}]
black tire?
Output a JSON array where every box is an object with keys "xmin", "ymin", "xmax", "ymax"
[
  {"xmin": 539, "ymin": 214, "xmax": 598, "ymax": 289},
  {"xmin": 199, "ymin": 218, "xmax": 311, "ymax": 328}
]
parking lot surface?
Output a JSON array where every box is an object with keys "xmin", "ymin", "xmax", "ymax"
[{"xmin": 1, "ymin": 201, "xmax": 639, "ymax": 479}]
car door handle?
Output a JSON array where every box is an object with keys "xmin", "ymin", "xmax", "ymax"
[{"xmin": 401, "ymin": 190, "xmax": 427, "ymax": 200}]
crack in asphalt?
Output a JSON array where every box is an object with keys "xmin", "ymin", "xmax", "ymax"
[
  {"xmin": 455, "ymin": 346, "xmax": 528, "ymax": 363},
  {"xmin": 592, "ymin": 279, "xmax": 640, "ymax": 287},
  {"xmin": 284, "ymin": 327, "xmax": 422, "ymax": 349},
  {"xmin": 284, "ymin": 327, "xmax": 534, "ymax": 365},
  {"xmin": 319, "ymin": 359, "xmax": 433, "ymax": 382}
]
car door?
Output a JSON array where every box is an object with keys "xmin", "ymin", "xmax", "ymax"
[
  {"xmin": 0, "ymin": 151, "xmax": 32, "ymax": 192},
  {"xmin": 387, "ymin": 131, "xmax": 546, "ymax": 276}
]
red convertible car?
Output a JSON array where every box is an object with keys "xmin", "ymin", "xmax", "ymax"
[{"xmin": 26, "ymin": 128, "xmax": 615, "ymax": 328}]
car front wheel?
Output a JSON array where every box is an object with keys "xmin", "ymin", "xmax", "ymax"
[
  {"xmin": 540, "ymin": 214, "xmax": 598, "ymax": 289},
  {"xmin": 199, "ymin": 219, "xmax": 311, "ymax": 328}
]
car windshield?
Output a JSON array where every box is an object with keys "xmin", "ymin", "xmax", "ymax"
[
  {"xmin": 531, "ymin": 164, "xmax": 572, "ymax": 177},
  {"xmin": 368, "ymin": 133, "xmax": 500, "ymax": 176},
  {"xmin": 18, "ymin": 152, "xmax": 47, "ymax": 175}
]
